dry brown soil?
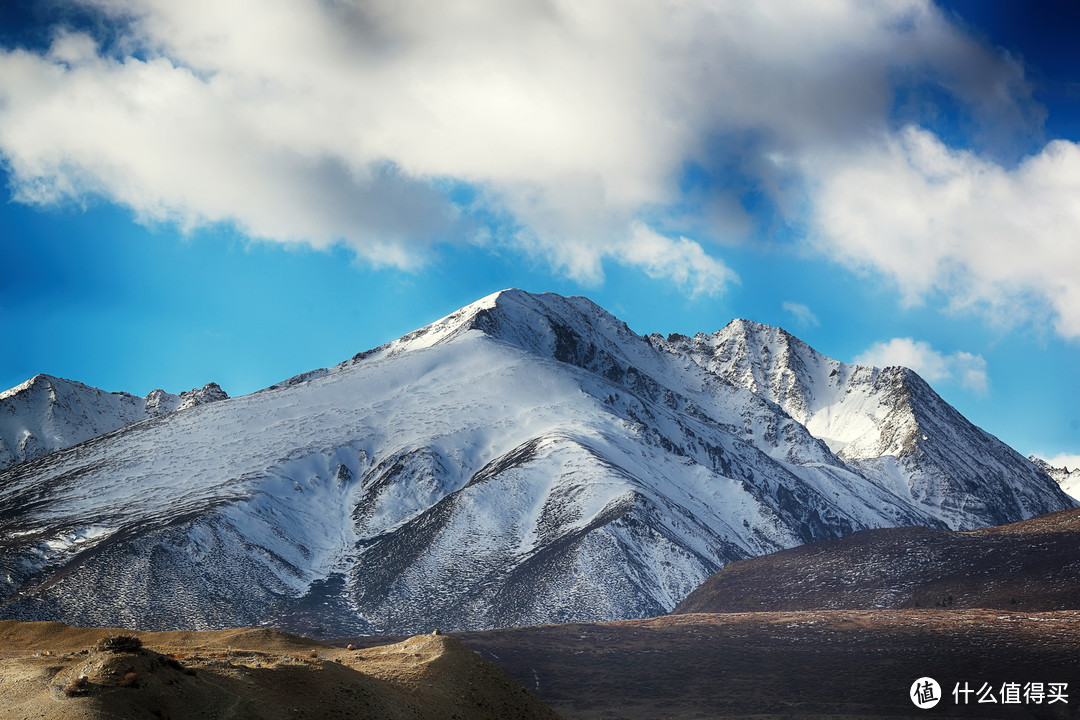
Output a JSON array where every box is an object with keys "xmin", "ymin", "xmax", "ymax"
[{"xmin": 0, "ymin": 620, "xmax": 560, "ymax": 720}]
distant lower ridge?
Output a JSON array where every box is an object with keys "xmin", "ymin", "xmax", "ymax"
[{"xmin": 673, "ymin": 507, "xmax": 1080, "ymax": 614}]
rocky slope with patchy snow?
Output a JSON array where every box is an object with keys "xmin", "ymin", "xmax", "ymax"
[{"xmin": 0, "ymin": 290, "xmax": 1072, "ymax": 635}]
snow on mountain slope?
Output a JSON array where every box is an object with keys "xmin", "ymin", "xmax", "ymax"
[
  {"xmin": 0, "ymin": 290, "xmax": 1072, "ymax": 636},
  {"xmin": 656, "ymin": 320, "xmax": 1069, "ymax": 529},
  {"xmin": 0, "ymin": 375, "xmax": 228, "ymax": 470}
]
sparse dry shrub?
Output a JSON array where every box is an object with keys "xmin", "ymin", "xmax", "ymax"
[
  {"xmin": 118, "ymin": 670, "xmax": 139, "ymax": 688},
  {"xmin": 346, "ymin": 644, "xmax": 356, "ymax": 651},
  {"xmin": 308, "ymin": 650, "xmax": 319, "ymax": 659},
  {"xmin": 97, "ymin": 634, "xmax": 143, "ymax": 653},
  {"xmin": 63, "ymin": 675, "xmax": 89, "ymax": 697}
]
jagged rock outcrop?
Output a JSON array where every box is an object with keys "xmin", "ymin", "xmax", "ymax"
[{"xmin": 1030, "ymin": 455, "xmax": 1080, "ymax": 500}]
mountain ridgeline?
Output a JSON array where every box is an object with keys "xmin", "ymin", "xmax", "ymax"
[{"xmin": 0, "ymin": 290, "xmax": 1071, "ymax": 635}]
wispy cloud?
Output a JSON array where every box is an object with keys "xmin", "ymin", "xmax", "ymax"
[
  {"xmin": 0, "ymin": 0, "xmax": 1058, "ymax": 308},
  {"xmin": 782, "ymin": 301, "xmax": 819, "ymax": 329},
  {"xmin": 855, "ymin": 337, "xmax": 989, "ymax": 394},
  {"xmin": 622, "ymin": 223, "xmax": 737, "ymax": 297}
]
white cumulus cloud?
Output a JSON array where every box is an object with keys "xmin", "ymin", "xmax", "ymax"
[
  {"xmin": 812, "ymin": 126, "xmax": 1080, "ymax": 340},
  {"xmin": 855, "ymin": 337, "xmax": 989, "ymax": 394},
  {"xmin": 0, "ymin": 0, "xmax": 1054, "ymax": 303}
]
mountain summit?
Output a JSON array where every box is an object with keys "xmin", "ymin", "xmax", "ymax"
[
  {"xmin": 0, "ymin": 375, "xmax": 227, "ymax": 470},
  {"xmin": 0, "ymin": 290, "xmax": 1071, "ymax": 634}
]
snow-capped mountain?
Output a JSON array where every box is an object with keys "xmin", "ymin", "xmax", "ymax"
[
  {"xmin": 0, "ymin": 290, "xmax": 1071, "ymax": 635},
  {"xmin": 655, "ymin": 321, "xmax": 1055, "ymax": 529},
  {"xmin": 1030, "ymin": 456, "xmax": 1080, "ymax": 501},
  {"xmin": 0, "ymin": 374, "xmax": 227, "ymax": 470}
]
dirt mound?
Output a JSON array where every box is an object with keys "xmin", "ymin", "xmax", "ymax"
[{"xmin": 0, "ymin": 622, "xmax": 560, "ymax": 719}]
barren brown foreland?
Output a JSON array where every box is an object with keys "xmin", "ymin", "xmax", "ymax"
[
  {"xmin": 0, "ymin": 620, "xmax": 560, "ymax": 720},
  {"xmin": 6, "ymin": 610, "xmax": 1078, "ymax": 719},
  {"xmin": 438, "ymin": 609, "xmax": 1080, "ymax": 720}
]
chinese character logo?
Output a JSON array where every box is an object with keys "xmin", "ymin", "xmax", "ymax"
[
  {"xmin": 911, "ymin": 677, "xmax": 942, "ymax": 709},
  {"xmin": 951, "ymin": 680, "xmax": 1069, "ymax": 706}
]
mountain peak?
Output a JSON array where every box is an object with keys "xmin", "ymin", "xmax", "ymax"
[
  {"xmin": 718, "ymin": 318, "xmax": 812, "ymax": 356},
  {"xmin": 355, "ymin": 288, "xmax": 634, "ymax": 368},
  {"xmin": 0, "ymin": 373, "xmax": 62, "ymax": 401},
  {"xmin": 724, "ymin": 317, "xmax": 783, "ymax": 333}
]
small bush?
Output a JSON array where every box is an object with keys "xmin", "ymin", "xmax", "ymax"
[
  {"xmin": 63, "ymin": 675, "xmax": 89, "ymax": 697},
  {"xmin": 118, "ymin": 671, "xmax": 139, "ymax": 688},
  {"xmin": 346, "ymin": 644, "xmax": 356, "ymax": 651},
  {"xmin": 97, "ymin": 634, "xmax": 143, "ymax": 653},
  {"xmin": 308, "ymin": 650, "xmax": 318, "ymax": 659}
]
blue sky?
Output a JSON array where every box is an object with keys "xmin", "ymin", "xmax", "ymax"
[{"xmin": 0, "ymin": 0, "xmax": 1078, "ymax": 466}]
